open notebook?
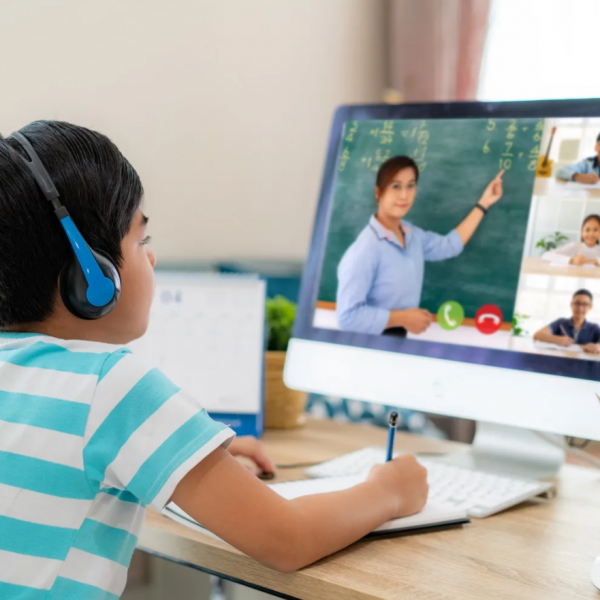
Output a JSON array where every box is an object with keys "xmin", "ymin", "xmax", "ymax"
[
  {"xmin": 163, "ymin": 475, "xmax": 469, "ymax": 539},
  {"xmin": 534, "ymin": 340, "xmax": 583, "ymax": 353}
]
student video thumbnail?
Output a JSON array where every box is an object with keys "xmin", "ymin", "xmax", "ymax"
[{"xmin": 314, "ymin": 116, "xmax": 600, "ymax": 362}]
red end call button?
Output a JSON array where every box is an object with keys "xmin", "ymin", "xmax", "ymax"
[{"xmin": 475, "ymin": 305, "xmax": 503, "ymax": 335}]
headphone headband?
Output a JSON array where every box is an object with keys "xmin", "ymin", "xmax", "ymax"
[{"xmin": 8, "ymin": 132, "xmax": 61, "ymax": 203}]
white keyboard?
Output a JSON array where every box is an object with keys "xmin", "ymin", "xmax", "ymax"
[{"xmin": 305, "ymin": 447, "xmax": 555, "ymax": 518}]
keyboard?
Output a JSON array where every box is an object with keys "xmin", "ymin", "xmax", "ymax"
[{"xmin": 305, "ymin": 447, "xmax": 555, "ymax": 518}]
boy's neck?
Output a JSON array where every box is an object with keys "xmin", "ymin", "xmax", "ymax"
[{"xmin": 7, "ymin": 313, "xmax": 129, "ymax": 345}]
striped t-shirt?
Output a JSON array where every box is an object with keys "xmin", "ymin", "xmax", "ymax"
[{"xmin": 0, "ymin": 332, "xmax": 234, "ymax": 600}]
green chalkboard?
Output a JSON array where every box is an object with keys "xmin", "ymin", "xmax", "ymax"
[{"xmin": 318, "ymin": 117, "xmax": 541, "ymax": 321}]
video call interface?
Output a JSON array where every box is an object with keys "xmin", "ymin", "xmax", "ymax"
[{"xmin": 314, "ymin": 116, "xmax": 600, "ymax": 363}]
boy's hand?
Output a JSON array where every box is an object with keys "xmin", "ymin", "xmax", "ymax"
[
  {"xmin": 555, "ymin": 335, "xmax": 575, "ymax": 347},
  {"xmin": 228, "ymin": 436, "xmax": 275, "ymax": 475},
  {"xmin": 367, "ymin": 455, "xmax": 428, "ymax": 517},
  {"xmin": 574, "ymin": 173, "xmax": 600, "ymax": 184},
  {"xmin": 583, "ymin": 343, "xmax": 600, "ymax": 354}
]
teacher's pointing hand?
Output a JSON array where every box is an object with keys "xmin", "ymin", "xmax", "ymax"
[{"xmin": 479, "ymin": 170, "xmax": 505, "ymax": 209}]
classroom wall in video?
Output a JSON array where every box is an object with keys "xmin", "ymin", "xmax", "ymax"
[{"xmin": 318, "ymin": 118, "xmax": 541, "ymax": 321}]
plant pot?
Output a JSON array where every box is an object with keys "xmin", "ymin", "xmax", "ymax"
[{"xmin": 264, "ymin": 351, "xmax": 307, "ymax": 429}]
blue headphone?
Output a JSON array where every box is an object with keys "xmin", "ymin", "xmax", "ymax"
[{"xmin": 8, "ymin": 131, "xmax": 121, "ymax": 320}]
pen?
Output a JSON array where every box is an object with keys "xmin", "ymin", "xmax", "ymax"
[
  {"xmin": 560, "ymin": 323, "xmax": 576, "ymax": 344},
  {"xmin": 386, "ymin": 411, "xmax": 398, "ymax": 462}
]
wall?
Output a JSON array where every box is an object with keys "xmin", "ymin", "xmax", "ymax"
[{"xmin": 1, "ymin": 0, "xmax": 386, "ymax": 261}]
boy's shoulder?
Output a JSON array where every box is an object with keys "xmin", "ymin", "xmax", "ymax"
[{"xmin": 0, "ymin": 332, "xmax": 133, "ymax": 379}]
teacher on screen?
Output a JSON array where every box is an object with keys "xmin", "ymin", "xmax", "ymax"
[{"xmin": 336, "ymin": 156, "xmax": 504, "ymax": 337}]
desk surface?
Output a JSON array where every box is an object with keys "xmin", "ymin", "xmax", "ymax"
[
  {"xmin": 508, "ymin": 335, "xmax": 600, "ymax": 361},
  {"xmin": 139, "ymin": 419, "xmax": 600, "ymax": 600},
  {"xmin": 521, "ymin": 256, "xmax": 600, "ymax": 279},
  {"xmin": 534, "ymin": 177, "xmax": 600, "ymax": 198}
]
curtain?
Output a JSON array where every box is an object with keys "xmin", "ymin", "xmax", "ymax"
[{"xmin": 388, "ymin": 0, "xmax": 491, "ymax": 102}]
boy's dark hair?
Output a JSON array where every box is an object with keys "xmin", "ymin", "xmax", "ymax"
[
  {"xmin": 573, "ymin": 289, "xmax": 593, "ymax": 301},
  {"xmin": 0, "ymin": 121, "xmax": 143, "ymax": 327},
  {"xmin": 376, "ymin": 155, "xmax": 420, "ymax": 191}
]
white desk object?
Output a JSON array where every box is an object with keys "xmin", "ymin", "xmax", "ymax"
[{"xmin": 129, "ymin": 273, "xmax": 266, "ymax": 436}]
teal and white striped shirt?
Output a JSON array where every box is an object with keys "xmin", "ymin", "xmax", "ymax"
[{"xmin": 0, "ymin": 332, "xmax": 234, "ymax": 599}]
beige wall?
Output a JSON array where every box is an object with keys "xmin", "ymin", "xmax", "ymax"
[{"xmin": 1, "ymin": 0, "xmax": 386, "ymax": 261}]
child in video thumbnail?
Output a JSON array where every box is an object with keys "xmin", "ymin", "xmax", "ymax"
[
  {"xmin": 542, "ymin": 214, "xmax": 600, "ymax": 267},
  {"xmin": 533, "ymin": 289, "xmax": 600, "ymax": 354},
  {"xmin": 556, "ymin": 133, "xmax": 600, "ymax": 184}
]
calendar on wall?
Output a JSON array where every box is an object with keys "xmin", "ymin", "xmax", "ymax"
[{"xmin": 129, "ymin": 273, "xmax": 266, "ymax": 436}]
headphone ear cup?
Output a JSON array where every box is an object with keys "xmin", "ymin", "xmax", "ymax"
[{"xmin": 60, "ymin": 248, "xmax": 121, "ymax": 320}]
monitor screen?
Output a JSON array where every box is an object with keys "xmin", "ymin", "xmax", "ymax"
[{"xmin": 294, "ymin": 101, "xmax": 600, "ymax": 384}]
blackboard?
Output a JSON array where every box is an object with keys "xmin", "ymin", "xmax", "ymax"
[{"xmin": 317, "ymin": 117, "xmax": 541, "ymax": 321}]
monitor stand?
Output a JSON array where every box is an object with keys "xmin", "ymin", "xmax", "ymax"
[{"xmin": 433, "ymin": 421, "xmax": 565, "ymax": 480}]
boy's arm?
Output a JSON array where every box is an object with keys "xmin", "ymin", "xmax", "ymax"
[
  {"xmin": 533, "ymin": 324, "xmax": 574, "ymax": 346},
  {"xmin": 556, "ymin": 159, "xmax": 593, "ymax": 181},
  {"xmin": 171, "ymin": 448, "xmax": 427, "ymax": 573}
]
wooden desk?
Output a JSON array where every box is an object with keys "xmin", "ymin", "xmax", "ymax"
[
  {"xmin": 534, "ymin": 177, "xmax": 600, "ymax": 199},
  {"xmin": 521, "ymin": 256, "xmax": 600, "ymax": 279},
  {"xmin": 138, "ymin": 419, "xmax": 600, "ymax": 600}
]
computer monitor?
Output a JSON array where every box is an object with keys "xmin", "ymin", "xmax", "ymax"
[{"xmin": 285, "ymin": 99, "xmax": 600, "ymax": 477}]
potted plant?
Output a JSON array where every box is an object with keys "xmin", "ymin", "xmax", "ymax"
[
  {"xmin": 535, "ymin": 231, "xmax": 569, "ymax": 253},
  {"xmin": 511, "ymin": 313, "xmax": 530, "ymax": 337},
  {"xmin": 264, "ymin": 296, "xmax": 307, "ymax": 429}
]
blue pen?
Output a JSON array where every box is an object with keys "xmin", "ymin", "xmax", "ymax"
[{"xmin": 386, "ymin": 411, "xmax": 398, "ymax": 462}]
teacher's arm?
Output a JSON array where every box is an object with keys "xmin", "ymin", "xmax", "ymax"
[
  {"xmin": 336, "ymin": 244, "xmax": 390, "ymax": 335},
  {"xmin": 455, "ymin": 170, "xmax": 504, "ymax": 246}
]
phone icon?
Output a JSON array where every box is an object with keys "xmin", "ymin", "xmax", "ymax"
[
  {"xmin": 479, "ymin": 313, "xmax": 500, "ymax": 325},
  {"xmin": 475, "ymin": 305, "xmax": 503, "ymax": 334},
  {"xmin": 437, "ymin": 301, "xmax": 464, "ymax": 331}
]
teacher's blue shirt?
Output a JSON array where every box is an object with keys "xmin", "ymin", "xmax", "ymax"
[{"xmin": 336, "ymin": 216, "xmax": 463, "ymax": 335}]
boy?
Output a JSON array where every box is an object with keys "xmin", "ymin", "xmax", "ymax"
[
  {"xmin": 556, "ymin": 133, "xmax": 600, "ymax": 183},
  {"xmin": 0, "ymin": 121, "xmax": 428, "ymax": 599},
  {"xmin": 533, "ymin": 289, "xmax": 600, "ymax": 354}
]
